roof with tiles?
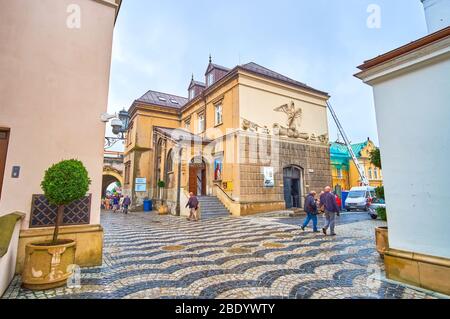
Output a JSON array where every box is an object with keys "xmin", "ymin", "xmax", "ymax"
[
  {"xmin": 240, "ymin": 62, "xmax": 329, "ymax": 96},
  {"xmin": 132, "ymin": 60, "xmax": 328, "ymax": 112},
  {"xmin": 135, "ymin": 90, "xmax": 188, "ymax": 109}
]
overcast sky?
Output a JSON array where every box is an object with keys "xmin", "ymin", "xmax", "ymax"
[{"xmin": 106, "ymin": 0, "xmax": 428, "ymax": 150}]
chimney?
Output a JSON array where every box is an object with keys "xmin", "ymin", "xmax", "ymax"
[{"xmin": 421, "ymin": 0, "xmax": 450, "ymax": 33}]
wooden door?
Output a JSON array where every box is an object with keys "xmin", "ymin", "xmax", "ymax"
[
  {"xmin": 189, "ymin": 165, "xmax": 197, "ymax": 195},
  {"xmin": 0, "ymin": 129, "xmax": 10, "ymax": 199}
]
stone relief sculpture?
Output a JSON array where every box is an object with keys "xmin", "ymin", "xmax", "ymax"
[
  {"xmin": 240, "ymin": 101, "xmax": 329, "ymax": 145},
  {"xmin": 241, "ymin": 118, "xmax": 270, "ymax": 135},
  {"xmin": 274, "ymin": 101, "xmax": 302, "ymax": 130}
]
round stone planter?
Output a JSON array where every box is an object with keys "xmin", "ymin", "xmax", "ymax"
[
  {"xmin": 21, "ymin": 240, "xmax": 76, "ymax": 290},
  {"xmin": 375, "ymin": 226, "xmax": 389, "ymax": 258},
  {"xmin": 158, "ymin": 205, "xmax": 169, "ymax": 215}
]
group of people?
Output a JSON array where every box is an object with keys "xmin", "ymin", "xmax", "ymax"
[
  {"xmin": 101, "ymin": 194, "xmax": 131, "ymax": 214},
  {"xmin": 301, "ymin": 186, "xmax": 341, "ymax": 236}
]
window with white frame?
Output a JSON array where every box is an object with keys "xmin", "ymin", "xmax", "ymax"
[
  {"xmin": 198, "ymin": 113, "xmax": 205, "ymax": 133},
  {"xmin": 184, "ymin": 118, "xmax": 191, "ymax": 130},
  {"xmin": 207, "ymin": 72, "xmax": 214, "ymax": 86},
  {"xmin": 368, "ymin": 168, "xmax": 373, "ymax": 179},
  {"xmin": 214, "ymin": 102, "xmax": 223, "ymax": 126},
  {"xmin": 337, "ymin": 168, "xmax": 343, "ymax": 179},
  {"xmin": 374, "ymin": 168, "xmax": 378, "ymax": 179},
  {"xmin": 189, "ymin": 88, "xmax": 196, "ymax": 100}
]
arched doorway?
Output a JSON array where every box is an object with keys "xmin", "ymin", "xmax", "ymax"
[
  {"xmin": 102, "ymin": 173, "xmax": 122, "ymax": 198},
  {"xmin": 189, "ymin": 156, "xmax": 206, "ymax": 196},
  {"xmin": 283, "ymin": 166, "xmax": 303, "ymax": 209}
]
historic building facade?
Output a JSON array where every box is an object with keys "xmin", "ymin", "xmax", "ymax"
[
  {"xmin": 123, "ymin": 59, "xmax": 332, "ymax": 216},
  {"xmin": 330, "ymin": 139, "xmax": 383, "ymax": 191}
]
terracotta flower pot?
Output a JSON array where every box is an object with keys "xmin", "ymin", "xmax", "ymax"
[
  {"xmin": 158, "ymin": 205, "xmax": 169, "ymax": 215},
  {"xmin": 21, "ymin": 239, "xmax": 76, "ymax": 290},
  {"xmin": 375, "ymin": 226, "xmax": 389, "ymax": 258}
]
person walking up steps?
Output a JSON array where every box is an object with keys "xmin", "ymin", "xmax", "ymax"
[{"xmin": 320, "ymin": 186, "xmax": 341, "ymax": 236}]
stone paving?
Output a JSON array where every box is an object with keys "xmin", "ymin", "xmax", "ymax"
[{"xmin": 2, "ymin": 211, "xmax": 446, "ymax": 299}]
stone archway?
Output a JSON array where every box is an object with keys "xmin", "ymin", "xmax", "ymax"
[{"xmin": 102, "ymin": 167, "xmax": 124, "ymax": 197}]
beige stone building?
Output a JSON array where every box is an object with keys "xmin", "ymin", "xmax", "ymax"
[
  {"xmin": 124, "ymin": 59, "xmax": 332, "ymax": 216},
  {"xmin": 0, "ymin": 0, "xmax": 121, "ymax": 281}
]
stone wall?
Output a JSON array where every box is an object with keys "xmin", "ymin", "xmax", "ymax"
[{"xmin": 238, "ymin": 133, "xmax": 331, "ymax": 210}]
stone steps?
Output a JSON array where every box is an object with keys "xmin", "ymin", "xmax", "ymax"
[{"xmin": 197, "ymin": 196, "xmax": 231, "ymax": 219}]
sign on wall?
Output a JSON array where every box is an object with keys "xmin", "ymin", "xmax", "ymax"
[
  {"xmin": 263, "ymin": 167, "xmax": 275, "ymax": 188},
  {"xmin": 222, "ymin": 181, "xmax": 233, "ymax": 191},
  {"xmin": 135, "ymin": 178, "xmax": 146, "ymax": 184},
  {"xmin": 135, "ymin": 177, "xmax": 147, "ymax": 192}
]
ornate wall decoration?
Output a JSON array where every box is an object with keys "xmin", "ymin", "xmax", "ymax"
[
  {"xmin": 29, "ymin": 194, "xmax": 92, "ymax": 228},
  {"xmin": 274, "ymin": 101, "xmax": 302, "ymax": 130},
  {"xmin": 241, "ymin": 118, "xmax": 270, "ymax": 135}
]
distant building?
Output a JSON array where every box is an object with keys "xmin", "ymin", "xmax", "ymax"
[{"xmin": 330, "ymin": 139, "xmax": 383, "ymax": 191}]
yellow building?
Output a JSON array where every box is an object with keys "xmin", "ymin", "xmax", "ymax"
[
  {"xmin": 330, "ymin": 139, "xmax": 383, "ymax": 191},
  {"xmin": 123, "ymin": 59, "xmax": 332, "ymax": 216}
]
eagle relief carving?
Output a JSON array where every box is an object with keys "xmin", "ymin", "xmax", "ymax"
[{"xmin": 272, "ymin": 101, "xmax": 328, "ymax": 144}]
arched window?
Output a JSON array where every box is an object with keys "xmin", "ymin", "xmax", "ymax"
[{"xmin": 166, "ymin": 150, "xmax": 173, "ymax": 172}]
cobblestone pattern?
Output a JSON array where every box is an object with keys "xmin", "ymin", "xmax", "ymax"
[{"xmin": 2, "ymin": 212, "xmax": 444, "ymax": 299}]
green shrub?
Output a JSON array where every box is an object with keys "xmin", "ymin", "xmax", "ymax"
[
  {"xmin": 375, "ymin": 186, "xmax": 385, "ymax": 200},
  {"xmin": 377, "ymin": 207, "xmax": 387, "ymax": 221},
  {"xmin": 41, "ymin": 159, "xmax": 91, "ymax": 243},
  {"xmin": 157, "ymin": 180, "xmax": 166, "ymax": 188}
]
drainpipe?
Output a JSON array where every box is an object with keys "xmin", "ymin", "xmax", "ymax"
[{"xmin": 176, "ymin": 146, "xmax": 183, "ymax": 216}]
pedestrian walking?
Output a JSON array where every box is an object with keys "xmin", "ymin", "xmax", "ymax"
[
  {"xmin": 320, "ymin": 186, "xmax": 341, "ymax": 236},
  {"xmin": 112, "ymin": 196, "xmax": 119, "ymax": 213},
  {"xmin": 301, "ymin": 191, "xmax": 320, "ymax": 232},
  {"xmin": 119, "ymin": 195, "xmax": 124, "ymax": 213},
  {"xmin": 185, "ymin": 192, "xmax": 199, "ymax": 222},
  {"xmin": 122, "ymin": 195, "xmax": 131, "ymax": 215}
]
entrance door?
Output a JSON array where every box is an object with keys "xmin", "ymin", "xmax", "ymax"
[
  {"xmin": 283, "ymin": 166, "xmax": 302, "ymax": 209},
  {"xmin": 189, "ymin": 160, "xmax": 206, "ymax": 196},
  {"xmin": 0, "ymin": 129, "xmax": 10, "ymax": 199}
]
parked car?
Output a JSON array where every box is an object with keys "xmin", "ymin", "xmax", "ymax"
[
  {"xmin": 368, "ymin": 197, "xmax": 386, "ymax": 219},
  {"xmin": 344, "ymin": 186, "xmax": 376, "ymax": 211}
]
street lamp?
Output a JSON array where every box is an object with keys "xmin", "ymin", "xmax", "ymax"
[{"xmin": 102, "ymin": 108, "xmax": 130, "ymax": 149}]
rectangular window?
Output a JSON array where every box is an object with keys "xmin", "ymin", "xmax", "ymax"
[
  {"xmin": 198, "ymin": 113, "xmax": 205, "ymax": 133},
  {"xmin": 374, "ymin": 168, "xmax": 378, "ymax": 179},
  {"xmin": 124, "ymin": 161, "xmax": 131, "ymax": 185},
  {"xmin": 368, "ymin": 168, "xmax": 373, "ymax": 179},
  {"xmin": 337, "ymin": 168, "xmax": 343, "ymax": 179},
  {"xmin": 189, "ymin": 88, "xmax": 196, "ymax": 100},
  {"xmin": 207, "ymin": 72, "xmax": 214, "ymax": 86},
  {"xmin": 215, "ymin": 102, "xmax": 223, "ymax": 126},
  {"xmin": 184, "ymin": 118, "xmax": 191, "ymax": 130}
]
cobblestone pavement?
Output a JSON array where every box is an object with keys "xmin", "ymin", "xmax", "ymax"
[{"xmin": 3, "ymin": 212, "xmax": 445, "ymax": 299}]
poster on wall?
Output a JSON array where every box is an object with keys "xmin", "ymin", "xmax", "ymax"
[
  {"xmin": 214, "ymin": 158, "xmax": 223, "ymax": 181},
  {"xmin": 263, "ymin": 167, "xmax": 275, "ymax": 187}
]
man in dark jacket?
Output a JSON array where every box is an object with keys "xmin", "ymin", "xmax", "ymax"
[
  {"xmin": 185, "ymin": 192, "xmax": 199, "ymax": 221},
  {"xmin": 320, "ymin": 186, "xmax": 341, "ymax": 236},
  {"xmin": 301, "ymin": 191, "xmax": 319, "ymax": 232}
]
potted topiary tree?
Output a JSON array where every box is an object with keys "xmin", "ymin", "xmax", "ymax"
[
  {"xmin": 22, "ymin": 159, "xmax": 91, "ymax": 290},
  {"xmin": 157, "ymin": 180, "xmax": 168, "ymax": 215}
]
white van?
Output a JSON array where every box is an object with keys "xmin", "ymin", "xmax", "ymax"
[{"xmin": 345, "ymin": 186, "xmax": 376, "ymax": 211}]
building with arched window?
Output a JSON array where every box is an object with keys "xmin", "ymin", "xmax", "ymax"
[{"xmin": 122, "ymin": 58, "xmax": 332, "ymax": 216}]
